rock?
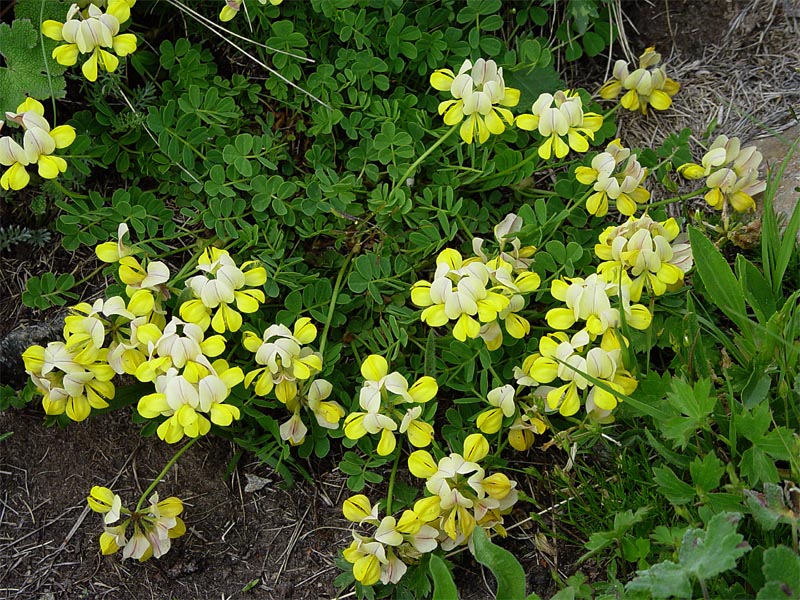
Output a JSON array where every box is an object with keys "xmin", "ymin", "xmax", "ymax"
[{"xmin": 755, "ymin": 123, "xmax": 800, "ymax": 240}]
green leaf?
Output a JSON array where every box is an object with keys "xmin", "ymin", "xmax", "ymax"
[
  {"xmin": 683, "ymin": 512, "xmax": 751, "ymax": 577},
  {"xmin": 626, "ymin": 561, "xmax": 692, "ymax": 598},
  {"xmin": 689, "ymin": 453, "xmax": 725, "ymax": 494},
  {"xmin": 430, "ymin": 554, "xmax": 459, "ymax": 600},
  {"xmin": 0, "ymin": 19, "xmax": 66, "ymax": 114},
  {"xmin": 758, "ymin": 545, "xmax": 800, "ymax": 599},
  {"xmin": 472, "ymin": 527, "xmax": 527, "ymax": 600},
  {"xmin": 736, "ymin": 255, "xmax": 775, "ymax": 324},
  {"xmin": 688, "ymin": 226, "xmax": 751, "ymax": 336},
  {"xmin": 653, "ymin": 465, "xmax": 696, "ymax": 505},
  {"xmin": 627, "ymin": 512, "xmax": 750, "ymax": 598}
]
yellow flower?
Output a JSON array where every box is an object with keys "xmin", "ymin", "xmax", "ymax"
[
  {"xmin": 576, "ymin": 139, "xmax": 650, "ymax": 217},
  {"xmin": 546, "ymin": 273, "xmax": 652, "ymax": 339},
  {"xmin": 409, "ymin": 436, "xmax": 518, "ymax": 549},
  {"xmin": 42, "ymin": 2, "xmax": 137, "ymax": 82},
  {"xmin": 599, "ymin": 47, "xmax": 680, "ymax": 114},
  {"xmin": 476, "ymin": 384, "xmax": 516, "ymax": 435},
  {"xmin": 516, "ymin": 90, "xmax": 603, "ymax": 160},
  {"xmin": 430, "ymin": 58, "xmax": 520, "ymax": 144},
  {"xmin": 412, "ymin": 249, "xmax": 510, "ymax": 342},
  {"xmin": 220, "ymin": 0, "xmax": 282, "ymax": 21},
  {"xmin": 89, "ymin": 488, "xmax": 186, "ymax": 561},
  {"xmin": 182, "ymin": 248, "xmax": 266, "ymax": 334},
  {"xmin": 595, "ymin": 214, "xmax": 694, "ymax": 301},
  {"xmin": 0, "ymin": 99, "xmax": 75, "ymax": 190},
  {"xmin": 137, "ymin": 360, "xmax": 243, "ymax": 444},
  {"xmin": 678, "ymin": 135, "xmax": 765, "ymax": 213},
  {"xmin": 243, "ymin": 318, "xmax": 322, "ymax": 403}
]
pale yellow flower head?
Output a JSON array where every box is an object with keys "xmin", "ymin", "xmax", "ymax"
[
  {"xmin": 42, "ymin": 1, "xmax": 137, "ymax": 82},
  {"xmin": 599, "ymin": 46, "xmax": 680, "ymax": 114},
  {"xmin": 516, "ymin": 90, "xmax": 603, "ymax": 160},
  {"xmin": 678, "ymin": 134, "xmax": 765, "ymax": 213},
  {"xmin": 430, "ymin": 58, "xmax": 520, "ymax": 144},
  {"xmin": 575, "ymin": 139, "xmax": 650, "ymax": 217},
  {"xmin": 0, "ymin": 98, "xmax": 75, "ymax": 190}
]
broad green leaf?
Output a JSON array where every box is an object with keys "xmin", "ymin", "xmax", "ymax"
[
  {"xmin": 653, "ymin": 465, "xmax": 696, "ymax": 504},
  {"xmin": 689, "ymin": 453, "xmax": 725, "ymax": 494},
  {"xmin": 757, "ymin": 545, "xmax": 800, "ymax": 599},
  {"xmin": 0, "ymin": 19, "xmax": 66, "ymax": 115},
  {"xmin": 430, "ymin": 554, "xmax": 459, "ymax": 600},
  {"xmin": 679, "ymin": 512, "xmax": 750, "ymax": 580},
  {"xmin": 472, "ymin": 527, "xmax": 527, "ymax": 600},
  {"xmin": 736, "ymin": 255, "xmax": 775, "ymax": 324},
  {"xmin": 688, "ymin": 226, "xmax": 751, "ymax": 335},
  {"xmin": 627, "ymin": 513, "xmax": 750, "ymax": 598},
  {"xmin": 626, "ymin": 561, "xmax": 692, "ymax": 598}
]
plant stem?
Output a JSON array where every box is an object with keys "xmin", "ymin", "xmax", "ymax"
[
  {"xmin": 645, "ymin": 187, "xmax": 709, "ymax": 210},
  {"xmin": 135, "ymin": 437, "xmax": 199, "ymax": 512},
  {"xmin": 385, "ymin": 437, "xmax": 403, "ymax": 515},
  {"xmin": 392, "ymin": 123, "xmax": 459, "ymax": 197},
  {"xmin": 318, "ymin": 251, "xmax": 353, "ymax": 358},
  {"xmin": 52, "ymin": 180, "xmax": 90, "ymax": 200}
]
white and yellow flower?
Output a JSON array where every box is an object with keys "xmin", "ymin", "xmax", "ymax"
[
  {"xmin": 430, "ymin": 58, "xmax": 520, "ymax": 144},
  {"xmin": 42, "ymin": 1, "xmax": 138, "ymax": 82},
  {"xmin": 516, "ymin": 90, "xmax": 603, "ymax": 160},
  {"xmin": 0, "ymin": 98, "xmax": 75, "ymax": 190},
  {"xmin": 599, "ymin": 47, "xmax": 680, "ymax": 114},
  {"xmin": 180, "ymin": 247, "xmax": 266, "ymax": 333}
]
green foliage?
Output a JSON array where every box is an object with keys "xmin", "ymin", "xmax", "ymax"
[
  {"xmin": 0, "ymin": 225, "xmax": 52, "ymax": 253},
  {"xmin": 757, "ymin": 546, "xmax": 800, "ymax": 599},
  {"xmin": 0, "ymin": 18, "xmax": 66, "ymax": 114},
  {"xmin": 6, "ymin": 0, "xmax": 800, "ymax": 597},
  {"xmin": 626, "ymin": 512, "xmax": 751, "ymax": 598},
  {"xmin": 22, "ymin": 271, "xmax": 76, "ymax": 309},
  {"xmin": 429, "ymin": 554, "xmax": 459, "ymax": 600},
  {"xmin": 472, "ymin": 527, "xmax": 528, "ymax": 600}
]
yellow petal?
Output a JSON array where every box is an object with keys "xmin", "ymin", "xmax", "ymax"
[
  {"xmin": 360, "ymin": 354, "xmax": 388, "ymax": 382},
  {"xmin": 429, "ymin": 69, "xmax": 455, "ymax": 91},
  {"xmin": 463, "ymin": 433, "xmax": 489, "ymax": 462},
  {"xmin": 408, "ymin": 450, "xmax": 437, "ymax": 478},
  {"xmin": 408, "ymin": 376, "xmax": 437, "ymax": 403},
  {"xmin": 41, "ymin": 20, "xmax": 65, "ymax": 41}
]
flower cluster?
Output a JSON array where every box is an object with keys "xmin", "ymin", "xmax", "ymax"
[
  {"xmin": 545, "ymin": 273, "xmax": 652, "ymax": 339},
  {"xmin": 21, "ymin": 224, "xmax": 171, "ymax": 420},
  {"xmin": 430, "ymin": 58, "xmax": 520, "ymax": 145},
  {"xmin": 220, "ymin": 0, "xmax": 282, "ymax": 21},
  {"xmin": 0, "ymin": 98, "xmax": 76, "ymax": 191},
  {"xmin": 595, "ymin": 214, "xmax": 694, "ymax": 301},
  {"xmin": 516, "ymin": 90, "xmax": 604, "ymax": 160},
  {"xmin": 575, "ymin": 138, "xmax": 650, "ymax": 217},
  {"xmin": 137, "ymin": 358, "xmax": 244, "ymax": 443},
  {"xmin": 677, "ymin": 134, "xmax": 765, "ymax": 213},
  {"xmin": 42, "ymin": 0, "xmax": 138, "ymax": 82},
  {"xmin": 87, "ymin": 486, "xmax": 186, "ymax": 561},
  {"xmin": 22, "ymin": 339, "xmax": 116, "ymax": 422},
  {"xmin": 243, "ymin": 318, "xmax": 343, "ymax": 445},
  {"xmin": 180, "ymin": 247, "xmax": 267, "ymax": 333},
  {"xmin": 599, "ymin": 47, "xmax": 680, "ymax": 114},
  {"xmin": 411, "ymin": 214, "xmax": 540, "ymax": 348},
  {"xmin": 342, "ymin": 495, "xmax": 438, "ymax": 586},
  {"xmin": 344, "ymin": 355, "xmax": 437, "ymax": 455},
  {"xmin": 515, "ymin": 329, "xmax": 638, "ymax": 419},
  {"xmin": 408, "ymin": 434, "xmax": 518, "ymax": 549},
  {"xmin": 475, "ymin": 384, "xmax": 548, "ymax": 452},
  {"xmin": 23, "ymin": 226, "xmax": 252, "ymax": 446}
]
